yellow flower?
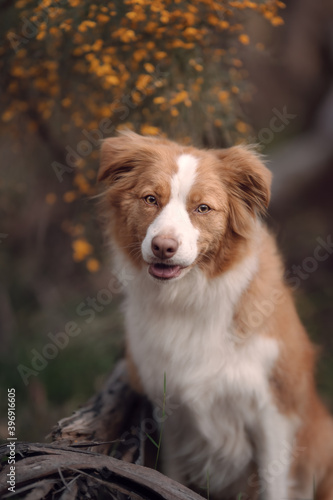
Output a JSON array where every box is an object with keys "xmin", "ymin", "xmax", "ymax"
[
  {"xmin": 45, "ymin": 193, "xmax": 57, "ymax": 205},
  {"xmin": 155, "ymin": 51, "xmax": 167, "ymax": 60},
  {"xmin": 2, "ymin": 110, "xmax": 15, "ymax": 122},
  {"xmin": 132, "ymin": 91, "xmax": 142, "ymax": 104},
  {"xmin": 126, "ymin": 11, "xmax": 137, "ymax": 20},
  {"xmin": 144, "ymin": 63, "xmax": 155, "ymax": 73},
  {"xmin": 63, "ymin": 191, "xmax": 76, "ymax": 203},
  {"xmin": 97, "ymin": 14, "xmax": 110, "ymax": 23},
  {"xmin": 170, "ymin": 90, "xmax": 189, "ymax": 105},
  {"xmin": 140, "ymin": 125, "xmax": 160, "ymax": 135},
  {"xmin": 133, "ymin": 49, "xmax": 146, "ymax": 62},
  {"xmin": 78, "ymin": 22, "xmax": 87, "ymax": 32},
  {"xmin": 232, "ymin": 58, "xmax": 243, "ymax": 67},
  {"xmin": 218, "ymin": 90, "xmax": 229, "ymax": 103},
  {"xmin": 184, "ymin": 27, "xmax": 197, "ymax": 37},
  {"xmin": 207, "ymin": 14, "xmax": 219, "ymax": 26},
  {"xmin": 136, "ymin": 74, "xmax": 152, "ymax": 91},
  {"xmin": 78, "ymin": 20, "xmax": 96, "ymax": 32},
  {"xmin": 61, "ymin": 98, "xmax": 71, "ymax": 108},
  {"xmin": 36, "ymin": 31, "xmax": 46, "ymax": 41},
  {"xmin": 121, "ymin": 29, "xmax": 136, "ymax": 42},
  {"xmin": 239, "ymin": 34, "xmax": 250, "ymax": 45},
  {"xmin": 153, "ymin": 96, "xmax": 166, "ymax": 104},
  {"xmin": 85, "ymin": 20, "xmax": 96, "ymax": 28},
  {"xmin": 236, "ymin": 121, "xmax": 248, "ymax": 133},
  {"xmin": 50, "ymin": 26, "xmax": 60, "ymax": 36},
  {"xmin": 220, "ymin": 21, "xmax": 229, "ymax": 29},
  {"xmin": 105, "ymin": 75, "xmax": 120, "ymax": 86},
  {"xmin": 86, "ymin": 258, "xmax": 100, "ymax": 272},
  {"xmin": 271, "ymin": 16, "xmax": 284, "ymax": 26},
  {"xmin": 72, "ymin": 239, "xmax": 93, "ymax": 262},
  {"xmin": 74, "ymin": 174, "xmax": 90, "ymax": 193}
]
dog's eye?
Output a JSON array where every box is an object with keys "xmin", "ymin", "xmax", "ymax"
[
  {"xmin": 196, "ymin": 204, "xmax": 211, "ymax": 214},
  {"xmin": 144, "ymin": 195, "xmax": 158, "ymax": 206}
]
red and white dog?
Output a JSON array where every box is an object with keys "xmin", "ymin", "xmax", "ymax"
[{"xmin": 98, "ymin": 131, "xmax": 333, "ymax": 500}]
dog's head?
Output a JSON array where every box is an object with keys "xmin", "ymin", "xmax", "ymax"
[{"xmin": 98, "ymin": 131, "xmax": 271, "ymax": 281}]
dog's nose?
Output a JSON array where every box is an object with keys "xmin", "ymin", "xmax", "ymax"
[{"xmin": 151, "ymin": 236, "xmax": 179, "ymax": 260}]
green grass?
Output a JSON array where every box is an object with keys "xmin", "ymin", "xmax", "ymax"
[{"xmin": 146, "ymin": 372, "xmax": 167, "ymax": 470}]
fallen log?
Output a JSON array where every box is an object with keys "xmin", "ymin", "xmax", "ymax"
[
  {"xmin": 0, "ymin": 442, "xmax": 205, "ymax": 499},
  {"xmin": 51, "ymin": 359, "xmax": 145, "ymax": 459},
  {"xmin": 0, "ymin": 360, "xmax": 206, "ymax": 499}
]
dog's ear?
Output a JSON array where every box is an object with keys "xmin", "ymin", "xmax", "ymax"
[
  {"xmin": 98, "ymin": 135, "xmax": 137, "ymax": 184},
  {"xmin": 215, "ymin": 146, "xmax": 272, "ymax": 236}
]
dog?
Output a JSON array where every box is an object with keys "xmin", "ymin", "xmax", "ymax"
[{"xmin": 98, "ymin": 131, "xmax": 333, "ymax": 500}]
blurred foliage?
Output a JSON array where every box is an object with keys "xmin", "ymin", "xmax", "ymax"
[
  {"xmin": 2, "ymin": 0, "xmax": 284, "ymax": 136},
  {"xmin": 0, "ymin": 0, "xmax": 284, "ymax": 270}
]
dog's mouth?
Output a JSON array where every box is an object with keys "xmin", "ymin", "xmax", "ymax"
[{"xmin": 148, "ymin": 263, "xmax": 183, "ymax": 280}]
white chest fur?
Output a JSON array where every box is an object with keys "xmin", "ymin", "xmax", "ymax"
[{"xmin": 123, "ymin": 253, "xmax": 284, "ymax": 493}]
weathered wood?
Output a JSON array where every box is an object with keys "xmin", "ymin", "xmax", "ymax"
[
  {"xmin": 0, "ymin": 360, "xmax": 207, "ymax": 499},
  {"xmin": 51, "ymin": 359, "xmax": 145, "ymax": 458},
  {"xmin": 51, "ymin": 359, "xmax": 160, "ymax": 467},
  {"xmin": 0, "ymin": 442, "xmax": 205, "ymax": 500}
]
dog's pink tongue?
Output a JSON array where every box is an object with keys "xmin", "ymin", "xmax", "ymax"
[{"xmin": 149, "ymin": 264, "xmax": 181, "ymax": 279}]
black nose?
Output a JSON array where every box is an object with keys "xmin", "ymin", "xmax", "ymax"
[{"xmin": 151, "ymin": 236, "xmax": 179, "ymax": 260}]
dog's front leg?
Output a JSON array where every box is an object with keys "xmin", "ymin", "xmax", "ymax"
[{"xmin": 252, "ymin": 407, "xmax": 294, "ymax": 500}]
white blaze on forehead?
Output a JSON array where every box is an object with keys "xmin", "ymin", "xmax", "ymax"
[
  {"xmin": 171, "ymin": 154, "xmax": 198, "ymax": 202},
  {"xmin": 141, "ymin": 153, "xmax": 200, "ymax": 267}
]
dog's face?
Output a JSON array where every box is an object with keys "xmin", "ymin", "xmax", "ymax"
[{"xmin": 98, "ymin": 132, "xmax": 271, "ymax": 280}]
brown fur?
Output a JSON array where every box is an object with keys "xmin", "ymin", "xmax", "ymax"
[
  {"xmin": 98, "ymin": 133, "xmax": 271, "ymax": 278},
  {"xmin": 98, "ymin": 131, "xmax": 333, "ymax": 498},
  {"xmin": 233, "ymin": 230, "xmax": 333, "ymax": 496}
]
